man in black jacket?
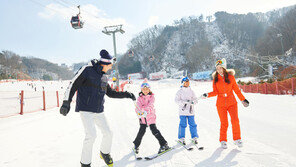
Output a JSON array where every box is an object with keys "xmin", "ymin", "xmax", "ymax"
[{"xmin": 60, "ymin": 49, "xmax": 135, "ymax": 167}]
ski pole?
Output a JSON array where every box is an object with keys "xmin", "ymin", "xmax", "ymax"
[{"xmin": 133, "ymin": 100, "xmax": 141, "ymax": 111}]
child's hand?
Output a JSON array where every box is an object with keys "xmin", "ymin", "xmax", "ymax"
[
  {"xmin": 142, "ymin": 110, "xmax": 148, "ymax": 117},
  {"xmin": 137, "ymin": 110, "xmax": 148, "ymax": 118},
  {"xmin": 137, "ymin": 112, "xmax": 142, "ymax": 118},
  {"xmin": 191, "ymin": 100, "xmax": 197, "ymax": 104},
  {"xmin": 186, "ymin": 100, "xmax": 195, "ymax": 104}
]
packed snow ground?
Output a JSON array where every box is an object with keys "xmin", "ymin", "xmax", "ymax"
[{"xmin": 0, "ymin": 79, "xmax": 296, "ymax": 167}]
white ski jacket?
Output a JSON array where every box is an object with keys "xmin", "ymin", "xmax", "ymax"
[{"xmin": 175, "ymin": 86, "xmax": 198, "ymax": 116}]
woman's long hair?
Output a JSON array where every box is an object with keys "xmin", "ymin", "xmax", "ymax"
[{"xmin": 214, "ymin": 68, "xmax": 230, "ymax": 84}]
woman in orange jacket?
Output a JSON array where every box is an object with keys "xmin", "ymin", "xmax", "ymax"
[{"xmin": 202, "ymin": 58, "xmax": 249, "ymax": 149}]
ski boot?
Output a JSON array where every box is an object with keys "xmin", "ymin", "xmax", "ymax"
[
  {"xmin": 178, "ymin": 138, "xmax": 186, "ymax": 145},
  {"xmin": 133, "ymin": 145, "xmax": 139, "ymax": 154},
  {"xmin": 234, "ymin": 139, "xmax": 243, "ymax": 148},
  {"xmin": 80, "ymin": 162, "xmax": 91, "ymax": 167},
  {"xmin": 100, "ymin": 151, "xmax": 113, "ymax": 167},
  {"xmin": 191, "ymin": 137, "xmax": 198, "ymax": 145},
  {"xmin": 133, "ymin": 144, "xmax": 142, "ymax": 160},
  {"xmin": 221, "ymin": 141, "xmax": 227, "ymax": 149},
  {"xmin": 158, "ymin": 143, "xmax": 171, "ymax": 154}
]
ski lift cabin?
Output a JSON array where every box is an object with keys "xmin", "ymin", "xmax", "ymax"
[
  {"xmin": 149, "ymin": 55, "xmax": 155, "ymax": 61},
  {"xmin": 70, "ymin": 5, "xmax": 84, "ymax": 29},
  {"xmin": 71, "ymin": 15, "xmax": 83, "ymax": 29},
  {"xmin": 128, "ymin": 50, "xmax": 134, "ymax": 57}
]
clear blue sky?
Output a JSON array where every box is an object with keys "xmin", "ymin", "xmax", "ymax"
[{"xmin": 1, "ymin": 0, "xmax": 296, "ymax": 65}]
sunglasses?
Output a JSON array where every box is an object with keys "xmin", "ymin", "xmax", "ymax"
[{"xmin": 141, "ymin": 83, "xmax": 150, "ymax": 89}]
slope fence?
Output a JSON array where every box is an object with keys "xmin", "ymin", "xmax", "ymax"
[
  {"xmin": 0, "ymin": 90, "xmax": 76, "ymax": 118},
  {"xmin": 239, "ymin": 77, "xmax": 295, "ymax": 95}
]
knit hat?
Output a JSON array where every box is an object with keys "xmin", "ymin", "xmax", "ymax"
[
  {"xmin": 215, "ymin": 58, "xmax": 227, "ymax": 69},
  {"xmin": 143, "ymin": 78, "xmax": 148, "ymax": 83},
  {"xmin": 181, "ymin": 76, "xmax": 189, "ymax": 84},
  {"xmin": 99, "ymin": 49, "xmax": 114, "ymax": 65}
]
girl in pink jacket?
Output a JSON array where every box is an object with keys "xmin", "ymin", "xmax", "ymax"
[{"xmin": 133, "ymin": 82, "xmax": 170, "ymax": 154}]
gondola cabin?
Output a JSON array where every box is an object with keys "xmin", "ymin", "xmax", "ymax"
[
  {"xmin": 128, "ymin": 50, "xmax": 134, "ymax": 57},
  {"xmin": 70, "ymin": 5, "xmax": 84, "ymax": 29}
]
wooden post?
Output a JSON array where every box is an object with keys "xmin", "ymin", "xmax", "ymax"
[
  {"xmin": 256, "ymin": 84, "xmax": 259, "ymax": 93},
  {"xmin": 20, "ymin": 90, "xmax": 24, "ymax": 115},
  {"xmin": 56, "ymin": 91, "xmax": 59, "ymax": 107},
  {"xmin": 275, "ymin": 81, "xmax": 279, "ymax": 95},
  {"xmin": 43, "ymin": 91, "xmax": 46, "ymax": 111},
  {"xmin": 265, "ymin": 83, "xmax": 268, "ymax": 94},
  {"xmin": 292, "ymin": 78, "xmax": 295, "ymax": 96}
]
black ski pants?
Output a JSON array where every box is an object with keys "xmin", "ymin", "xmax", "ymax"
[{"xmin": 133, "ymin": 123, "xmax": 167, "ymax": 148}]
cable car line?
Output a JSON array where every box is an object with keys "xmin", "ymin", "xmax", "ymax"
[{"xmin": 27, "ymin": 0, "xmax": 101, "ymax": 31}]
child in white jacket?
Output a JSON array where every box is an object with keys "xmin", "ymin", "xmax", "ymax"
[{"xmin": 175, "ymin": 77, "xmax": 199, "ymax": 145}]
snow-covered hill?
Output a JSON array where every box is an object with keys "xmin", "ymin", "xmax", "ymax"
[{"xmin": 119, "ymin": 5, "xmax": 296, "ymax": 77}]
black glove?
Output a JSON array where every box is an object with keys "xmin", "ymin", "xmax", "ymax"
[
  {"xmin": 60, "ymin": 100, "xmax": 70, "ymax": 116},
  {"xmin": 127, "ymin": 92, "xmax": 136, "ymax": 101},
  {"xmin": 202, "ymin": 93, "xmax": 208, "ymax": 98},
  {"xmin": 242, "ymin": 99, "xmax": 249, "ymax": 107}
]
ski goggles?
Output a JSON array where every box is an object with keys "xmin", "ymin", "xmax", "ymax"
[
  {"xmin": 141, "ymin": 83, "xmax": 150, "ymax": 89},
  {"xmin": 215, "ymin": 60, "xmax": 223, "ymax": 67}
]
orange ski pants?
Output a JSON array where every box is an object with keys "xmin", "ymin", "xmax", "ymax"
[{"xmin": 217, "ymin": 104, "xmax": 241, "ymax": 142}]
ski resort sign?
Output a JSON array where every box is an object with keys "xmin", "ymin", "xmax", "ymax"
[
  {"xmin": 171, "ymin": 71, "xmax": 184, "ymax": 79},
  {"xmin": 149, "ymin": 71, "xmax": 167, "ymax": 80},
  {"xmin": 192, "ymin": 71, "xmax": 212, "ymax": 80},
  {"xmin": 127, "ymin": 73, "xmax": 143, "ymax": 80}
]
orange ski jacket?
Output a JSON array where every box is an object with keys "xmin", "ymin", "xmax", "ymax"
[{"xmin": 208, "ymin": 69, "xmax": 245, "ymax": 107}]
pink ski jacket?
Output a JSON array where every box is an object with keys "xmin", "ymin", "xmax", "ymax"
[{"xmin": 135, "ymin": 93, "xmax": 156, "ymax": 125}]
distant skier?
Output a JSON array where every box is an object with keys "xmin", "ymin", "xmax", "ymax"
[
  {"xmin": 175, "ymin": 76, "xmax": 199, "ymax": 145},
  {"xmin": 133, "ymin": 81, "xmax": 171, "ymax": 155},
  {"xmin": 59, "ymin": 49, "xmax": 136, "ymax": 167},
  {"xmin": 111, "ymin": 77, "xmax": 117, "ymax": 90},
  {"xmin": 128, "ymin": 76, "xmax": 132, "ymax": 84},
  {"xmin": 202, "ymin": 58, "xmax": 249, "ymax": 149}
]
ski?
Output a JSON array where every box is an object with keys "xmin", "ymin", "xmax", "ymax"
[
  {"xmin": 175, "ymin": 140, "xmax": 194, "ymax": 151},
  {"xmin": 190, "ymin": 141, "xmax": 204, "ymax": 151},
  {"xmin": 144, "ymin": 147, "xmax": 174, "ymax": 160},
  {"xmin": 132, "ymin": 147, "xmax": 142, "ymax": 160}
]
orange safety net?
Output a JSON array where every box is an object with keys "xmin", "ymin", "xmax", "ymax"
[{"xmin": 239, "ymin": 77, "xmax": 295, "ymax": 95}]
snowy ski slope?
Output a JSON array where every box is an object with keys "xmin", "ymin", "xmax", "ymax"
[{"xmin": 0, "ymin": 79, "xmax": 296, "ymax": 167}]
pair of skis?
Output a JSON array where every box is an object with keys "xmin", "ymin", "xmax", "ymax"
[
  {"xmin": 132, "ymin": 141, "xmax": 204, "ymax": 161},
  {"xmin": 175, "ymin": 140, "xmax": 204, "ymax": 151},
  {"xmin": 132, "ymin": 147, "xmax": 174, "ymax": 161}
]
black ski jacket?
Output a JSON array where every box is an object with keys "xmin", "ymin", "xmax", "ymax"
[{"xmin": 64, "ymin": 59, "xmax": 132, "ymax": 113}]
